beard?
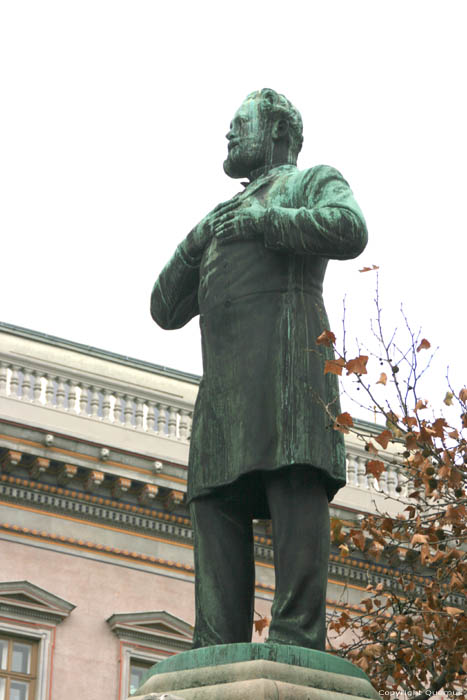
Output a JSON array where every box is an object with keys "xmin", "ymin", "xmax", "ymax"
[{"xmin": 223, "ymin": 139, "xmax": 267, "ymax": 179}]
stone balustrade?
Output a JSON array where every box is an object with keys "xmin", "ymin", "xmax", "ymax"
[
  {"xmin": 345, "ymin": 451, "xmax": 407, "ymax": 498},
  {"xmin": 0, "ymin": 358, "xmax": 193, "ymax": 443},
  {"xmin": 0, "ymin": 323, "xmax": 405, "ymax": 505}
]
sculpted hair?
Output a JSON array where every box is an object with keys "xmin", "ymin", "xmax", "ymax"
[{"xmin": 248, "ymin": 88, "xmax": 304, "ymax": 159}]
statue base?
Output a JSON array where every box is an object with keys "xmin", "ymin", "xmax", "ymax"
[{"xmin": 130, "ymin": 643, "xmax": 379, "ymax": 700}]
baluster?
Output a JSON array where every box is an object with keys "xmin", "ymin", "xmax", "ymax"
[
  {"xmin": 179, "ymin": 409, "xmax": 189, "ymax": 440},
  {"xmin": 10, "ymin": 366, "xmax": 20, "ymax": 398},
  {"xmin": 168, "ymin": 406, "xmax": 178, "ymax": 438},
  {"xmin": 32, "ymin": 370, "xmax": 43, "ymax": 403},
  {"xmin": 135, "ymin": 399, "xmax": 144, "ymax": 429},
  {"xmin": 21, "ymin": 367, "xmax": 32, "ymax": 401},
  {"xmin": 102, "ymin": 390, "xmax": 112, "ymax": 422},
  {"xmin": 79, "ymin": 383, "xmax": 89, "ymax": 416},
  {"xmin": 379, "ymin": 467, "xmax": 388, "ymax": 494},
  {"xmin": 395, "ymin": 466, "xmax": 407, "ymax": 497},
  {"xmin": 113, "ymin": 392, "xmax": 123, "ymax": 424},
  {"xmin": 45, "ymin": 374, "xmax": 54, "ymax": 406},
  {"xmin": 147, "ymin": 401, "xmax": 156, "ymax": 432},
  {"xmin": 357, "ymin": 457, "xmax": 368, "ymax": 489},
  {"xmin": 55, "ymin": 376, "xmax": 66, "ymax": 410},
  {"xmin": 90, "ymin": 386, "xmax": 100, "ymax": 418},
  {"xmin": 187, "ymin": 411, "xmax": 193, "ymax": 440},
  {"xmin": 157, "ymin": 403, "xmax": 168, "ymax": 434},
  {"xmin": 67, "ymin": 380, "xmax": 77, "ymax": 413},
  {"xmin": 346, "ymin": 453, "xmax": 357, "ymax": 487},
  {"xmin": 386, "ymin": 464, "xmax": 397, "ymax": 496},
  {"xmin": 124, "ymin": 395, "xmax": 134, "ymax": 427},
  {"xmin": 0, "ymin": 363, "xmax": 8, "ymax": 395}
]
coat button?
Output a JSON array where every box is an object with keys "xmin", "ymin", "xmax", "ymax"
[{"xmin": 224, "ymin": 299, "xmax": 231, "ymax": 308}]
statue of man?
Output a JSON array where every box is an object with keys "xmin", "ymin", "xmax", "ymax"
[{"xmin": 151, "ymin": 89, "xmax": 367, "ymax": 650}]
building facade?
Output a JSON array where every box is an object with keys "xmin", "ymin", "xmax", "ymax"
[{"xmin": 0, "ymin": 322, "xmax": 410, "ymax": 700}]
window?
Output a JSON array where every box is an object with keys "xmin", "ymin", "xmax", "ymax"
[
  {"xmin": 0, "ymin": 635, "xmax": 38, "ymax": 700},
  {"xmin": 0, "ymin": 581, "xmax": 74, "ymax": 700},
  {"xmin": 128, "ymin": 658, "xmax": 154, "ymax": 696},
  {"xmin": 107, "ymin": 610, "xmax": 193, "ymax": 700}
]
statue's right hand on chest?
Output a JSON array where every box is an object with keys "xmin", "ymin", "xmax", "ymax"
[{"xmin": 183, "ymin": 194, "xmax": 243, "ymax": 260}]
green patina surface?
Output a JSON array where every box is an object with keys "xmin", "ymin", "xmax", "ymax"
[
  {"xmin": 149, "ymin": 89, "xmax": 368, "ymax": 651},
  {"xmin": 143, "ymin": 643, "xmax": 367, "ymax": 681}
]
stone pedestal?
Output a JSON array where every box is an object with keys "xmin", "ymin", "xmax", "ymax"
[{"xmin": 130, "ymin": 643, "xmax": 379, "ymax": 700}]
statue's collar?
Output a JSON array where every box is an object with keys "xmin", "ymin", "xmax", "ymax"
[
  {"xmin": 241, "ymin": 164, "xmax": 296, "ymax": 191},
  {"xmin": 248, "ymin": 163, "xmax": 296, "ymax": 182}
]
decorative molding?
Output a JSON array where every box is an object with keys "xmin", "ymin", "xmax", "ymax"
[
  {"xmin": 139, "ymin": 484, "xmax": 159, "ymax": 506},
  {"xmin": 0, "ymin": 449, "xmax": 22, "ymax": 472},
  {"xmin": 107, "ymin": 610, "xmax": 193, "ymax": 650},
  {"xmin": 29, "ymin": 456, "xmax": 50, "ymax": 479},
  {"xmin": 164, "ymin": 490, "xmax": 184, "ymax": 510},
  {"xmin": 0, "ymin": 521, "xmax": 196, "ymax": 575},
  {"xmin": 84, "ymin": 470, "xmax": 105, "ymax": 492},
  {"xmin": 0, "ymin": 580, "xmax": 74, "ymax": 624},
  {"xmin": 0, "ymin": 477, "xmax": 194, "ymax": 544},
  {"xmin": 57, "ymin": 463, "xmax": 78, "ymax": 484},
  {"xmin": 112, "ymin": 477, "xmax": 132, "ymax": 499}
]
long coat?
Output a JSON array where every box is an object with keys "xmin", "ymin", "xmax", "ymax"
[{"xmin": 151, "ymin": 164, "xmax": 367, "ymax": 517}]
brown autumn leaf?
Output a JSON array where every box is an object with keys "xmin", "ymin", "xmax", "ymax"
[
  {"xmin": 330, "ymin": 517, "xmax": 345, "ymax": 544},
  {"xmin": 339, "ymin": 543, "xmax": 350, "ymax": 558},
  {"xmin": 366, "ymin": 460, "xmax": 385, "ymax": 481},
  {"xmin": 417, "ymin": 338, "xmax": 431, "ymax": 352},
  {"xmin": 445, "ymin": 607, "xmax": 464, "ymax": 616},
  {"xmin": 366, "ymin": 441, "xmax": 379, "ymax": 455},
  {"xmin": 254, "ymin": 616, "xmax": 270, "ymax": 635},
  {"xmin": 324, "ymin": 358, "xmax": 345, "ymax": 376},
  {"xmin": 459, "ymin": 387, "xmax": 467, "ymax": 403},
  {"xmin": 394, "ymin": 615, "xmax": 410, "ymax": 630},
  {"xmin": 334, "ymin": 412, "xmax": 354, "ymax": 434},
  {"xmin": 367, "ymin": 540, "xmax": 384, "ymax": 560},
  {"xmin": 381, "ymin": 518, "xmax": 393, "ymax": 533},
  {"xmin": 345, "ymin": 355, "xmax": 369, "ymax": 375},
  {"xmin": 438, "ymin": 464, "xmax": 450, "ymax": 479},
  {"xmin": 403, "ymin": 416, "xmax": 418, "ymax": 428},
  {"xmin": 431, "ymin": 417, "xmax": 448, "ymax": 438},
  {"xmin": 411, "ymin": 533, "xmax": 429, "ymax": 546},
  {"xmin": 350, "ymin": 529, "xmax": 366, "ymax": 551},
  {"xmin": 420, "ymin": 543, "xmax": 431, "ymax": 566},
  {"xmin": 316, "ymin": 330, "xmax": 336, "ymax": 346},
  {"xmin": 415, "ymin": 399, "xmax": 428, "ymax": 411},
  {"xmin": 376, "ymin": 372, "xmax": 387, "ymax": 385},
  {"xmin": 462, "ymin": 413, "xmax": 467, "ymax": 429},
  {"xmin": 363, "ymin": 643, "xmax": 384, "ymax": 658},
  {"xmin": 444, "ymin": 391, "xmax": 454, "ymax": 406},
  {"xmin": 359, "ymin": 265, "xmax": 379, "ymax": 273},
  {"xmin": 375, "ymin": 429, "xmax": 393, "ymax": 449},
  {"xmin": 405, "ymin": 433, "xmax": 418, "ymax": 450},
  {"xmin": 419, "ymin": 426, "xmax": 435, "ymax": 443}
]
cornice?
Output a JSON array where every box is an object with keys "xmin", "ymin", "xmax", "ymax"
[{"xmin": 0, "ymin": 322, "xmax": 200, "ymax": 386}]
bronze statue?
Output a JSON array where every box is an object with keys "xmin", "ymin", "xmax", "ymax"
[{"xmin": 150, "ymin": 89, "xmax": 367, "ymax": 650}]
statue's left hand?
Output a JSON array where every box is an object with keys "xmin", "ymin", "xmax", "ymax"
[{"xmin": 214, "ymin": 204, "xmax": 266, "ymax": 244}]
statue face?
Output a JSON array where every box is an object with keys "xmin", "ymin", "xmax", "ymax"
[{"xmin": 223, "ymin": 97, "xmax": 270, "ymax": 179}]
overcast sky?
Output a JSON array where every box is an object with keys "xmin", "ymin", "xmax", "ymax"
[{"xmin": 1, "ymin": 1, "xmax": 465, "ymax": 417}]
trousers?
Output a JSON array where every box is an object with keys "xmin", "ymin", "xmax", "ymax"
[{"xmin": 189, "ymin": 465, "xmax": 330, "ymax": 649}]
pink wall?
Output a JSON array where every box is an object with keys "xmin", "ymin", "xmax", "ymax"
[
  {"xmin": 1, "ymin": 539, "xmax": 273, "ymax": 698},
  {"xmin": 0, "ymin": 539, "xmax": 195, "ymax": 699}
]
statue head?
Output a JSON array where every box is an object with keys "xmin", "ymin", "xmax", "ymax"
[{"xmin": 223, "ymin": 88, "xmax": 303, "ymax": 180}]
